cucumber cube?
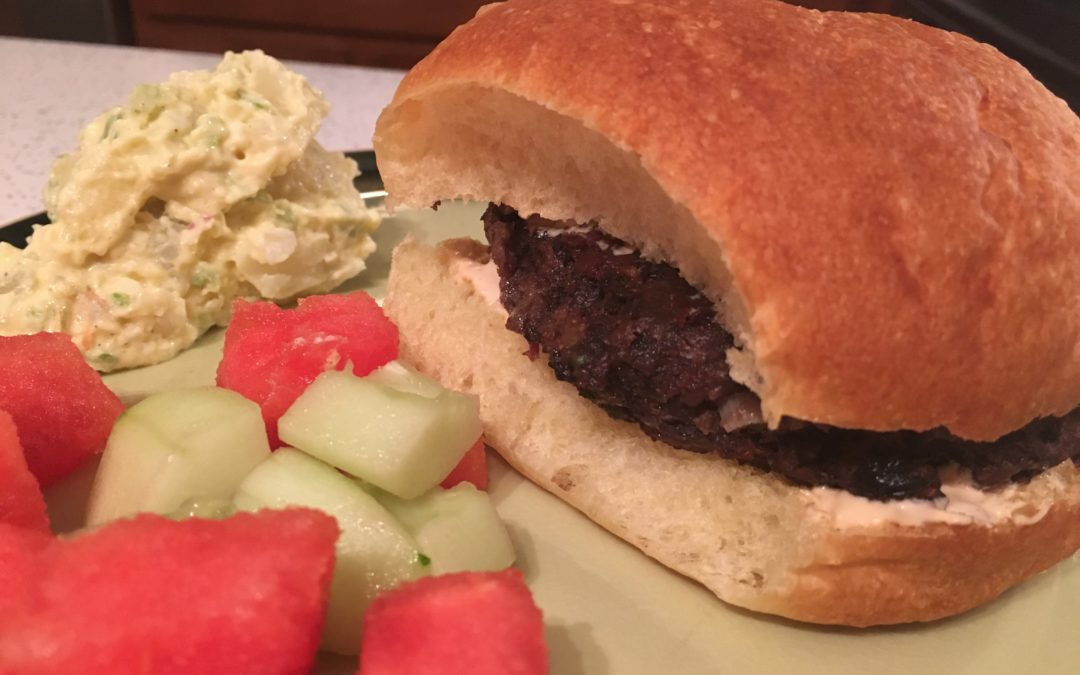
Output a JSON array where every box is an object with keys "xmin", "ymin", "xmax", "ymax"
[
  {"xmin": 364, "ymin": 360, "xmax": 445, "ymax": 398},
  {"xmin": 278, "ymin": 368, "xmax": 482, "ymax": 499},
  {"xmin": 234, "ymin": 448, "xmax": 426, "ymax": 654},
  {"xmin": 86, "ymin": 387, "xmax": 270, "ymax": 526},
  {"xmin": 169, "ymin": 497, "xmax": 236, "ymax": 520},
  {"xmin": 378, "ymin": 483, "xmax": 516, "ymax": 576}
]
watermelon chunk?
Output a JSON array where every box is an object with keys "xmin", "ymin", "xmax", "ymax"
[
  {"xmin": 217, "ymin": 293, "xmax": 398, "ymax": 448},
  {"xmin": 0, "ymin": 333, "xmax": 124, "ymax": 487},
  {"xmin": 358, "ymin": 569, "xmax": 548, "ymax": 675},
  {"xmin": 0, "ymin": 523, "xmax": 51, "ymax": 616},
  {"xmin": 440, "ymin": 438, "xmax": 489, "ymax": 491},
  {"xmin": 0, "ymin": 508, "xmax": 338, "ymax": 674},
  {"xmin": 0, "ymin": 409, "xmax": 50, "ymax": 533}
]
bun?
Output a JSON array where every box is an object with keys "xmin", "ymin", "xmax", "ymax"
[
  {"xmin": 383, "ymin": 237, "xmax": 1080, "ymax": 626},
  {"xmin": 373, "ymin": 0, "xmax": 1080, "ymax": 441}
]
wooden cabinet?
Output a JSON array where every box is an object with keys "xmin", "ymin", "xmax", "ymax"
[
  {"xmin": 126, "ymin": 0, "xmax": 1076, "ymax": 110},
  {"xmin": 129, "ymin": 1, "xmax": 910, "ymax": 69},
  {"xmin": 130, "ymin": 0, "xmax": 490, "ymax": 68}
]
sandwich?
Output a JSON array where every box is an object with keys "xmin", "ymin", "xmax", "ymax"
[{"xmin": 372, "ymin": 0, "xmax": 1080, "ymax": 625}]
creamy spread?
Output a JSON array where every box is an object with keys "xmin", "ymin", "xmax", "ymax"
[
  {"xmin": 0, "ymin": 51, "xmax": 380, "ymax": 371},
  {"xmin": 538, "ymin": 225, "xmax": 634, "ymax": 255},
  {"xmin": 807, "ymin": 468, "xmax": 1059, "ymax": 528},
  {"xmin": 453, "ymin": 259, "xmax": 506, "ymax": 313},
  {"xmin": 537, "ymin": 225, "xmax": 593, "ymax": 237},
  {"xmin": 454, "ymin": 228, "xmax": 1066, "ymax": 523}
]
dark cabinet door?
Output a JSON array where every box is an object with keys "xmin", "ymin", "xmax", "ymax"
[{"xmin": 130, "ymin": 0, "xmax": 490, "ymax": 68}]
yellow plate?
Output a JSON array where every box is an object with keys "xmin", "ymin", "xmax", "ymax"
[{"xmin": 45, "ymin": 202, "xmax": 1080, "ymax": 675}]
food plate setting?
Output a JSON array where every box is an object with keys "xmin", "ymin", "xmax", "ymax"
[
  {"xmin": 23, "ymin": 197, "xmax": 1079, "ymax": 674},
  {"xmin": 2, "ymin": 0, "xmax": 1079, "ymax": 673}
]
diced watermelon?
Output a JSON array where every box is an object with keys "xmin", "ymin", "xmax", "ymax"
[
  {"xmin": 217, "ymin": 293, "xmax": 399, "ymax": 448},
  {"xmin": 0, "ymin": 333, "xmax": 124, "ymax": 487},
  {"xmin": 358, "ymin": 569, "xmax": 548, "ymax": 675},
  {"xmin": 0, "ymin": 409, "xmax": 50, "ymax": 533},
  {"xmin": 0, "ymin": 524, "xmax": 51, "ymax": 616},
  {"xmin": 0, "ymin": 508, "xmax": 338, "ymax": 674},
  {"xmin": 441, "ymin": 438, "xmax": 489, "ymax": 490}
]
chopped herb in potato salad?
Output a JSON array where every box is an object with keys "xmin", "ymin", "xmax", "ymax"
[{"xmin": 0, "ymin": 51, "xmax": 381, "ymax": 371}]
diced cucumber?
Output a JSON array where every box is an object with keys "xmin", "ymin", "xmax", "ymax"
[
  {"xmin": 86, "ymin": 387, "xmax": 270, "ymax": 526},
  {"xmin": 169, "ymin": 497, "xmax": 236, "ymax": 520},
  {"xmin": 364, "ymin": 360, "xmax": 444, "ymax": 398},
  {"xmin": 278, "ymin": 368, "xmax": 482, "ymax": 499},
  {"xmin": 377, "ymin": 483, "xmax": 516, "ymax": 576},
  {"xmin": 234, "ymin": 448, "xmax": 426, "ymax": 654}
]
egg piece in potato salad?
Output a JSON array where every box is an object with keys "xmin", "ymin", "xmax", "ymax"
[{"xmin": 0, "ymin": 51, "xmax": 380, "ymax": 371}]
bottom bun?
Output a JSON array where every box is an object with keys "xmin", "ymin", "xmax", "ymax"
[{"xmin": 383, "ymin": 236, "xmax": 1080, "ymax": 626}]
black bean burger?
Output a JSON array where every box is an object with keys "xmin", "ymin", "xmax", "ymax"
[{"xmin": 373, "ymin": 0, "xmax": 1080, "ymax": 625}]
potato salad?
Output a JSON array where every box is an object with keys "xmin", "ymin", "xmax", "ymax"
[{"xmin": 0, "ymin": 51, "xmax": 380, "ymax": 371}]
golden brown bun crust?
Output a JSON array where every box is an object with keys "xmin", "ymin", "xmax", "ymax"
[
  {"xmin": 384, "ymin": 237, "xmax": 1080, "ymax": 626},
  {"xmin": 374, "ymin": 0, "xmax": 1080, "ymax": 441},
  {"xmin": 782, "ymin": 501, "xmax": 1080, "ymax": 625}
]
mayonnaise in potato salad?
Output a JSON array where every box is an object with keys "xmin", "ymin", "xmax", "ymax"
[{"xmin": 0, "ymin": 51, "xmax": 380, "ymax": 371}]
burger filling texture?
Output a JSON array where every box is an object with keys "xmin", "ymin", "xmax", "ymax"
[{"xmin": 483, "ymin": 203, "xmax": 1080, "ymax": 502}]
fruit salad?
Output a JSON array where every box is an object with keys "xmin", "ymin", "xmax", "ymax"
[{"xmin": 0, "ymin": 291, "xmax": 547, "ymax": 673}]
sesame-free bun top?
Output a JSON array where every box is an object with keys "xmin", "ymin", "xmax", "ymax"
[{"xmin": 374, "ymin": 0, "xmax": 1080, "ymax": 441}]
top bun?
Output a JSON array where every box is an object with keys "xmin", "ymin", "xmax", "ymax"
[{"xmin": 374, "ymin": 0, "xmax": 1080, "ymax": 441}]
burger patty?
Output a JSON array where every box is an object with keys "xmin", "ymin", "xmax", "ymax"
[{"xmin": 483, "ymin": 203, "xmax": 1080, "ymax": 501}]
